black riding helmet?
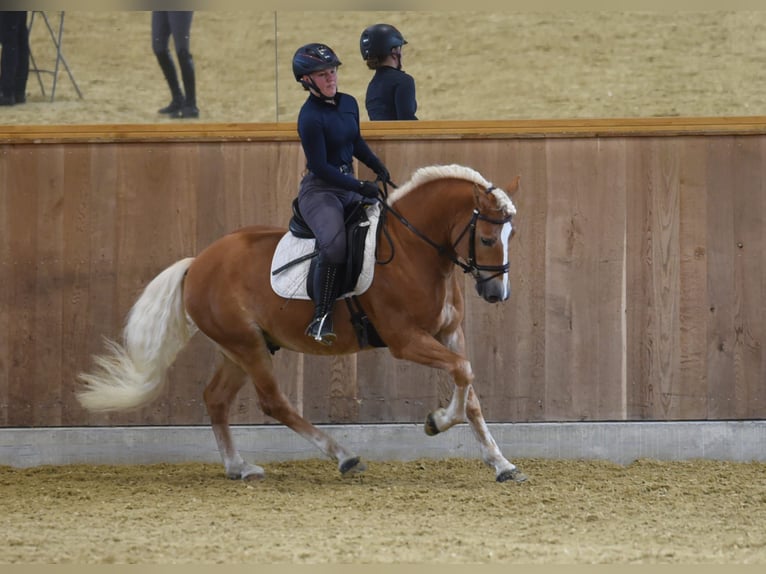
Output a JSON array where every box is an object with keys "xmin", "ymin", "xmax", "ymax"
[
  {"xmin": 292, "ymin": 43, "xmax": 342, "ymax": 84},
  {"xmin": 359, "ymin": 24, "xmax": 407, "ymax": 60}
]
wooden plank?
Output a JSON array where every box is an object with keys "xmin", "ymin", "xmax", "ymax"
[
  {"xmin": 82, "ymin": 144, "xmax": 125, "ymax": 427},
  {"xmin": 626, "ymin": 139, "xmax": 684, "ymax": 419},
  {"xmin": 58, "ymin": 145, "xmax": 94, "ymax": 426},
  {"xmin": 542, "ymin": 138, "xmax": 627, "ymax": 420},
  {"xmin": 542, "ymin": 139, "xmax": 579, "ymax": 420},
  {"xmin": 300, "ymin": 354, "xmax": 334, "ymax": 424},
  {"xmin": 705, "ymin": 139, "xmax": 738, "ymax": 418},
  {"xmin": 625, "ymin": 139, "xmax": 651, "ymax": 419},
  {"xmin": 328, "ymin": 354, "xmax": 359, "ymax": 423},
  {"xmin": 5, "ymin": 145, "xmax": 43, "ymax": 426},
  {"xmin": 31, "ymin": 146, "xmax": 68, "ymax": 426},
  {"xmin": 586, "ymin": 138, "xmax": 628, "ymax": 420},
  {"xmin": 357, "ymin": 349, "xmax": 405, "ymax": 423},
  {"xmin": 750, "ymin": 138, "xmax": 766, "ymax": 417},
  {"xmin": 0, "ymin": 146, "xmax": 8, "ymax": 426},
  {"xmin": 646, "ymin": 139, "xmax": 683, "ymax": 419},
  {"xmin": 677, "ymin": 137, "xmax": 711, "ymax": 419},
  {"xmin": 730, "ymin": 136, "xmax": 766, "ymax": 418},
  {"xmin": 504, "ymin": 138, "xmax": 549, "ymax": 422}
]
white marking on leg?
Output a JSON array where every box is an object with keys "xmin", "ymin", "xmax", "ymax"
[
  {"xmin": 212, "ymin": 425, "xmax": 264, "ymax": 479},
  {"xmin": 431, "ymin": 362, "xmax": 472, "ymax": 432},
  {"xmin": 468, "ymin": 414, "xmax": 517, "ymax": 477},
  {"xmin": 304, "ymin": 428, "xmax": 360, "ymax": 472}
]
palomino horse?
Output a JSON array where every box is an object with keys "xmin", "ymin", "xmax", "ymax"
[{"xmin": 77, "ymin": 164, "xmax": 526, "ymax": 483}]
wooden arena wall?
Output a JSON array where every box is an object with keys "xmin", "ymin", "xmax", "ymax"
[{"xmin": 1, "ymin": 119, "xmax": 765, "ymax": 428}]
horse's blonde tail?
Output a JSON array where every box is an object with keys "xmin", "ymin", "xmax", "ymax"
[{"xmin": 77, "ymin": 257, "xmax": 198, "ymax": 412}]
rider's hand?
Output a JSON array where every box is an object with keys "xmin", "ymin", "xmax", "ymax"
[
  {"xmin": 358, "ymin": 180, "xmax": 380, "ymax": 198},
  {"xmin": 375, "ymin": 165, "xmax": 390, "ymax": 184}
]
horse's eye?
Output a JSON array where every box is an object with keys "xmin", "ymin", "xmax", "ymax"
[{"xmin": 480, "ymin": 237, "xmax": 495, "ymax": 247}]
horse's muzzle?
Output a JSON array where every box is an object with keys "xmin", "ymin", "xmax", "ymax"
[{"xmin": 475, "ymin": 276, "xmax": 510, "ymax": 303}]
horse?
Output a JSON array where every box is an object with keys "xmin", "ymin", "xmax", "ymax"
[{"xmin": 77, "ymin": 163, "xmax": 526, "ymax": 483}]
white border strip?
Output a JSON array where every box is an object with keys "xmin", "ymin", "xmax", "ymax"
[{"xmin": 1, "ymin": 421, "xmax": 764, "ymax": 468}]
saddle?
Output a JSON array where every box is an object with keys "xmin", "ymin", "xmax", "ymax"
[
  {"xmin": 288, "ymin": 198, "xmax": 370, "ymax": 297},
  {"xmin": 270, "ymin": 199, "xmax": 386, "ymax": 349}
]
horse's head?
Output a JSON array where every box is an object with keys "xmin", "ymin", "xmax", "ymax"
[
  {"xmin": 386, "ymin": 164, "xmax": 519, "ymax": 303},
  {"xmin": 455, "ymin": 175, "xmax": 519, "ymax": 303}
]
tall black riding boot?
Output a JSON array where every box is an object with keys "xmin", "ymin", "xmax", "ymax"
[
  {"xmin": 155, "ymin": 50, "xmax": 184, "ymax": 114},
  {"xmin": 173, "ymin": 49, "xmax": 199, "ymax": 119},
  {"xmin": 306, "ymin": 260, "xmax": 342, "ymax": 345}
]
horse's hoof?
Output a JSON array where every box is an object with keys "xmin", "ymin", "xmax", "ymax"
[
  {"xmin": 226, "ymin": 464, "xmax": 265, "ymax": 481},
  {"xmin": 424, "ymin": 412, "xmax": 441, "ymax": 436},
  {"xmin": 497, "ymin": 468, "xmax": 528, "ymax": 483},
  {"xmin": 340, "ymin": 456, "xmax": 367, "ymax": 476},
  {"xmin": 242, "ymin": 469, "xmax": 266, "ymax": 482}
]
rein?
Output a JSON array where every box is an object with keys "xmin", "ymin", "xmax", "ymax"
[{"xmin": 375, "ymin": 179, "xmax": 512, "ymax": 283}]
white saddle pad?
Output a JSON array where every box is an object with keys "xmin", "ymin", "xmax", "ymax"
[{"xmin": 270, "ymin": 203, "xmax": 381, "ymax": 300}]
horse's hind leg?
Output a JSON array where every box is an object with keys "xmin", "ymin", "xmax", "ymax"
[
  {"xmin": 204, "ymin": 353, "xmax": 265, "ymax": 481},
  {"xmin": 242, "ymin": 343, "xmax": 366, "ymax": 477}
]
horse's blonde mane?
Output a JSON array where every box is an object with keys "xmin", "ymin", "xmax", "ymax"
[{"xmin": 387, "ymin": 164, "xmax": 516, "ymax": 216}]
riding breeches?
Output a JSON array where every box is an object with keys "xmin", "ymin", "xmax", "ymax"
[{"xmin": 297, "ymin": 173, "xmax": 361, "ymax": 265}]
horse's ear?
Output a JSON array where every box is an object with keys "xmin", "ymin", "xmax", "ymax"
[{"xmin": 506, "ymin": 175, "xmax": 521, "ymax": 195}]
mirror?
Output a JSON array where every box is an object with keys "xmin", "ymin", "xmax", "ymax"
[{"xmin": 5, "ymin": 11, "xmax": 763, "ymax": 125}]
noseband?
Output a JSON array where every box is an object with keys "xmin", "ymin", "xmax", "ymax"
[
  {"xmin": 451, "ymin": 204, "xmax": 513, "ymax": 284},
  {"xmin": 377, "ymin": 183, "xmax": 513, "ymax": 285}
]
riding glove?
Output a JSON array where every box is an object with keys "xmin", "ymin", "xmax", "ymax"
[
  {"xmin": 358, "ymin": 180, "xmax": 380, "ymax": 198},
  {"xmin": 375, "ymin": 165, "xmax": 391, "ymax": 184}
]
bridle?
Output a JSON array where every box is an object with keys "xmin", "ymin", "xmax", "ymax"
[{"xmin": 375, "ymin": 180, "xmax": 513, "ymax": 285}]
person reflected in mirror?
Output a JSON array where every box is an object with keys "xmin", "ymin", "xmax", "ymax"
[
  {"xmin": 152, "ymin": 11, "xmax": 198, "ymax": 119},
  {"xmin": 0, "ymin": 11, "xmax": 29, "ymax": 106},
  {"xmin": 359, "ymin": 23, "xmax": 417, "ymax": 121}
]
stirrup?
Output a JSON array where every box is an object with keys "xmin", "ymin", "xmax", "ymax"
[{"xmin": 306, "ymin": 313, "xmax": 336, "ymax": 345}]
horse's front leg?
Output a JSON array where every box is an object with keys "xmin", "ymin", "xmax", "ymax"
[
  {"xmin": 425, "ymin": 372, "xmax": 470, "ymax": 435},
  {"xmin": 423, "ymin": 323, "xmax": 472, "ymax": 435},
  {"xmin": 392, "ymin": 328, "xmax": 526, "ymax": 483},
  {"xmin": 389, "ymin": 329, "xmax": 472, "ymax": 433},
  {"xmin": 465, "ymin": 385, "xmax": 527, "ymax": 483}
]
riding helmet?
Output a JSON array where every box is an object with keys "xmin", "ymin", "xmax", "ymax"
[
  {"xmin": 292, "ymin": 43, "xmax": 342, "ymax": 81},
  {"xmin": 360, "ymin": 24, "xmax": 407, "ymax": 60}
]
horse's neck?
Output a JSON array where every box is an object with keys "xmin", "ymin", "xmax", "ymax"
[{"xmin": 387, "ymin": 183, "xmax": 472, "ymax": 270}]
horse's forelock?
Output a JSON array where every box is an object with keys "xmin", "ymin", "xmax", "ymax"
[
  {"xmin": 490, "ymin": 187, "xmax": 517, "ymax": 217},
  {"xmin": 388, "ymin": 164, "xmax": 516, "ymax": 216}
]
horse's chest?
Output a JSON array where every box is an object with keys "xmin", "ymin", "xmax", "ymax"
[{"xmin": 436, "ymin": 301, "xmax": 461, "ymax": 332}]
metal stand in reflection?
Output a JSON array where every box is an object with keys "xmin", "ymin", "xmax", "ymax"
[{"xmin": 28, "ymin": 11, "xmax": 83, "ymax": 102}]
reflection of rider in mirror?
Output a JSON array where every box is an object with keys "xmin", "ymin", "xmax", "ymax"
[
  {"xmin": 360, "ymin": 23, "xmax": 417, "ymax": 121},
  {"xmin": 152, "ymin": 11, "xmax": 198, "ymax": 119}
]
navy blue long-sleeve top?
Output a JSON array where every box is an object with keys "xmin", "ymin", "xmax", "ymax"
[
  {"xmin": 297, "ymin": 92, "xmax": 385, "ymax": 191},
  {"xmin": 365, "ymin": 66, "xmax": 418, "ymax": 121}
]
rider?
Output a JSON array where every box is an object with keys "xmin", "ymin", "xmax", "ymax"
[
  {"xmin": 360, "ymin": 23, "xmax": 418, "ymax": 121},
  {"xmin": 293, "ymin": 42, "xmax": 390, "ymax": 345}
]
